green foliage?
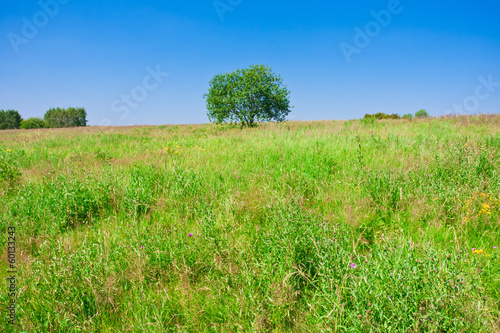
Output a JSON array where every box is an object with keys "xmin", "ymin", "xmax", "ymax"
[
  {"xmin": 360, "ymin": 116, "xmax": 376, "ymax": 126},
  {"xmin": 124, "ymin": 164, "xmax": 166, "ymax": 216},
  {"xmin": 204, "ymin": 64, "xmax": 292, "ymax": 127},
  {"xmin": 0, "ymin": 109, "xmax": 22, "ymax": 129},
  {"xmin": 363, "ymin": 112, "xmax": 401, "ymax": 120},
  {"xmin": 403, "ymin": 113, "xmax": 414, "ymax": 120},
  {"xmin": 44, "ymin": 107, "xmax": 87, "ymax": 128},
  {"xmin": 415, "ymin": 109, "xmax": 430, "ymax": 118},
  {"xmin": 20, "ymin": 117, "xmax": 48, "ymax": 129},
  {"xmin": 0, "ymin": 154, "xmax": 21, "ymax": 191},
  {"xmin": 8, "ymin": 175, "xmax": 115, "ymax": 234}
]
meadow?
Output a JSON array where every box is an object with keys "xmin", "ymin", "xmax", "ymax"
[{"xmin": 1, "ymin": 115, "xmax": 499, "ymax": 332}]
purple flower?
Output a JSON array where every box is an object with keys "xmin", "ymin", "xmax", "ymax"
[
  {"xmin": 350, "ymin": 263, "xmax": 357, "ymax": 269},
  {"xmin": 140, "ymin": 246, "xmax": 144, "ymax": 249},
  {"xmin": 472, "ymin": 248, "xmax": 476, "ymax": 251},
  {"xmin": 494, "ymin": 246, "xmax": 498, "ymax": 249},
  {"xmin": 188, "ymin": 233, "xmax": 193, "ymax": 237}
]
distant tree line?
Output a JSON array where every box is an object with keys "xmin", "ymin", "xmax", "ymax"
[
  {"xmin": 363, "ymin": 109, "xmax": 429, "ymax": 120},
  {"xmin": 363, "ymin": 112, "xmax": 401, "ymax": 120},
  {"xmin": 0, "ymin": 107, "xmax": 87, "ymax": 130}
]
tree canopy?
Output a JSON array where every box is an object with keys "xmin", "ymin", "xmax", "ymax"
[
  {"xmin": 0, "ymin": 110, "xmax": 22, "ymax": 129},
  {"xmin": 44, "ymin": 107, "xmax": 87, "ymax": 128},
  {"xmin": 204, "ymin": 65, "xmax": 292, "ymax": 127},
  {"xmin": 415, "ymin": 109, "xmax": 430, "ymax": 118}
]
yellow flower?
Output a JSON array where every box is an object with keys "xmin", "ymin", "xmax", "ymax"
[
  {"xmin": 6, "ymin": 149, "xmax": 12, "ymax": 152},
  {"xmin": 472, "ymin": 249, "xmax": 490, "ymax": 257}
]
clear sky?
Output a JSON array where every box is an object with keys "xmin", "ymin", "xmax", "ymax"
[{"xmin": 1, "ymin": 0, "xmax": 500, "ymax": 126}]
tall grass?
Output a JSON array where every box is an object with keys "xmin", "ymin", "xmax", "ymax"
[{"xmin": 0, "ymin": 115, "xmax": 499, "ymax": 332}]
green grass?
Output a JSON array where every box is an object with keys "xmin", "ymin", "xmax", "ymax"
[{"xmin": 1, "ymin": 115, "xmax": 499, "ymax": 332}]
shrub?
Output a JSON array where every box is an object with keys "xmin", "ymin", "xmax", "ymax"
[
  {"xmin": 402, "ymin": 113, "xmax": 413, "ymax": 120},
  {"xmin": 363, "ymin": 113, "xmax": 401, "ymax": 120},
  {"xmin": 20, "ymin": 117, "xmax": 48, "ymax": 129}
]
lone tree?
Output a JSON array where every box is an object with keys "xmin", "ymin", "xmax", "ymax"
[
  {"xmin": 204, "ymin": 64, "xmax": 292, "ymax": 127},
  {"xmin": 415, "ymin": 109, "xmax": 429, "ymax": 118}
]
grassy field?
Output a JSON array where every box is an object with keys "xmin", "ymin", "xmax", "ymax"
[{"xmin": 1, "ymin": 115, "xmax": 499, "ymax": 332}]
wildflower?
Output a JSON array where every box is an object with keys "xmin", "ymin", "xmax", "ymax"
[
  {"xmin": 350, "ymin": 263, "xmax": 357, "ymax": 269},
  {"xmin": 493, "ymin": 246, "xmax": 498, "ymax": 249},
  {"xmin": 6, "ymin": 149, "xmax": 11, "ymax": 152},
  {"xmin": 472, "ymin": 248, "xmax": 476, "ymax": 251},
  {"xmin": 472, "ymin": 249, "xmax": 490, "ymax": 257},
  {"xmin": 140, "ymin": 246, "xmax": 144, "ymax": 249},
  {"xmin": 188, "ymin": 233, "xmax": 193, "ymax": 237}
]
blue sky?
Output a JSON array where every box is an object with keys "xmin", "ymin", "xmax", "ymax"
[{"xmin": 1, "ymin": 0, "xmax": 500, "ymax": 126}]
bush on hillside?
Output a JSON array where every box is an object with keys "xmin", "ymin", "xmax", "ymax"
[
  {"xmin": 20, "ymin": 117, "xmax": 48, "ymax": 129},
  {"xmin": 363, "ymin": 113, "xmax": 401, "ymax": 120}
]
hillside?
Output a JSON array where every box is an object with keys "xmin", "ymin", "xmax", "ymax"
[{"xmin": 1, "ymin": 116, "xmax": 499, "ymax": 332}]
